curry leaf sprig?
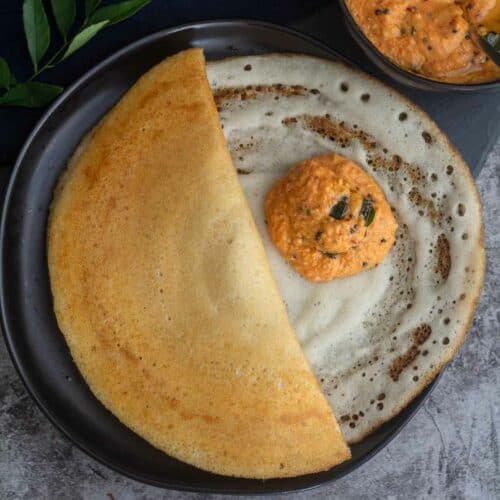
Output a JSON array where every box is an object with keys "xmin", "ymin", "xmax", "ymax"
[{"xmin": 0, "ymin": 0, "xmax": 150, "ymax": 108}]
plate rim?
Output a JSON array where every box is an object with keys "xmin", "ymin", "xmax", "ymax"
[{"xmin": 0, "ymin": 19, "xmax": 441, "ymax": 494}]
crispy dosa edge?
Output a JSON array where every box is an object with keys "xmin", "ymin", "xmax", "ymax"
[{"xmin": 207, "ymin": 53, "xmax": 485, "ymax": 444}]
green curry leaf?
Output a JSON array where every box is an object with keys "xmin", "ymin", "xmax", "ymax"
[
  {"xmin": 0, "ymin": 82, "xmax": 63, "ymax": 107},
  {"xmin": 360, "ymin": 198, "xmax": 376, "ymax": 226},
  {"xmin": 0, "ymin": 58, "xmax": 13, "ymax": 91},
  {"xmin": 61, "ymin": 20, "xmax": 109, "ymax": 60},
  {"xmin": 88, "ymin": 0, "xmax": 150, "ymax": 26},
  {"xmin": 329, "ymin": 197, "xmax": 349, "ymax": 220},
  {"xmin": 2, "ymin": 0, "xmax": 150, "ymax": 108},
  {"xmin": 84, "ymin": 0, "xmax": 102, "ymax": 18},
  {"xmin": 51, "ymin": 0, "xmax": 77, "ymax": 40},
  {"xmin": 321, "ymin": 251, "xmax": 337, "ymax": 259},
  {"xmin": 23, "ymin": 0, "xmax": 51, "ymax": 72}
]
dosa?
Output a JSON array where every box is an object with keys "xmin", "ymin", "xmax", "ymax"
[{"xmin": 47, "ymin": 48, "xmax": 350, "ymax": 479}]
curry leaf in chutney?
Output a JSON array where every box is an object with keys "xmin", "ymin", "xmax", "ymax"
[
  {"xmin": 360, "ymin": 198, "xmax": 376, "ymax": 226},
  {"xmin": 321, "ymin": 251, "xmax": 337, "ymax": 259},
  {"xmin": 329, "ymin": 197, "xmax": 349, "ymax": 220}
]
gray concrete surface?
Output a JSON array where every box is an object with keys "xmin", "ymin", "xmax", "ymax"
[{"xmin": 0, "ymin": 141, "xmax": 498, "ymax": 499}]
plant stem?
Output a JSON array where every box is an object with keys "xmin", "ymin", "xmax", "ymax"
[
  {"xmin": 28, "ymin": 0, "xmax": 101, "ymax": 83},
  {"xmin": 28, "ymin": 41, "xmax": 68, "ymax": 81}
]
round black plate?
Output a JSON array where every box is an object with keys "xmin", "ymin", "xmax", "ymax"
[{"xmin": 0, "ymin": 20, "xmax": 439, "ymax": 494}]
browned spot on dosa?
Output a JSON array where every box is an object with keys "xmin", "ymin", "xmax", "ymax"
[
  {"xmin": 408, "ymin": 188, "xmax": 440, "ymax": 221},
  {"xmin": 284, "ymin": 115, "xmax": 373, "ymax": 150},
  {"xmin": 213, "ymin": 84, "xmax": 306, "ymax": 104},
  {"xmin": 436, "ymin": 234, "xmax": 451, "ymax": 280},
  {"xmin": 166, "ymin": 396, "xmax": 220, "ymax": 424},
  {"xmin": 389, "ymin": 324, "xmax": 431, "ymax": 382},
  {"xmin": 282, "ymin": 115, "xmax": 445, "ymax": 222}
]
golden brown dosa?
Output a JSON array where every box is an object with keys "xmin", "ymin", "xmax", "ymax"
[{"xmin": 47, "ymin": 48, "xmax": 350, "ymax": 479}]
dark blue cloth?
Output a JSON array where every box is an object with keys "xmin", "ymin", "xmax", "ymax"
[
  {"xmin": 1, "ymin": 1, "xmax": 497, "ymax": 175},
  {"xmin": 0, "ymin": 0, "xmax": 328, "ymax": 164}
]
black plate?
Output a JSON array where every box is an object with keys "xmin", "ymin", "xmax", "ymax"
[{"xmin": 0, "ymin": 20, "xmax": 441, "ymax": 494}]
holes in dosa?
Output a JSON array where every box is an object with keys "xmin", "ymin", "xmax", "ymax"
[{"xmin": 389, "ymin": 324, "xmax": 432, "ymax": 382}]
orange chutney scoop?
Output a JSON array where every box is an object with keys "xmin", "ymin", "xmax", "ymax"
[{"xmin": 265, "ymin": 153, "xmax": 398, "ymax": 282}]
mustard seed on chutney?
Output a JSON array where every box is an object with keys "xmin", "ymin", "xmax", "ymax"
[
  {"xmin": 346, "ymin": 0, "xmax": 500, "ymax": 84},
  {"xmin": 265, "ymin": 154, "xmax": 398, "ymax": 282}
]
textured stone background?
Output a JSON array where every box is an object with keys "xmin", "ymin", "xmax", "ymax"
[{"xmin": 0, "ymin": 147, "xmax": 498, "ymax": 499}]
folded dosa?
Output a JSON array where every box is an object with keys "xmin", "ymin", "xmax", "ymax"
[{"xmin": 47, "ymin": 49, "xmax": 350, "ymax": 478}]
